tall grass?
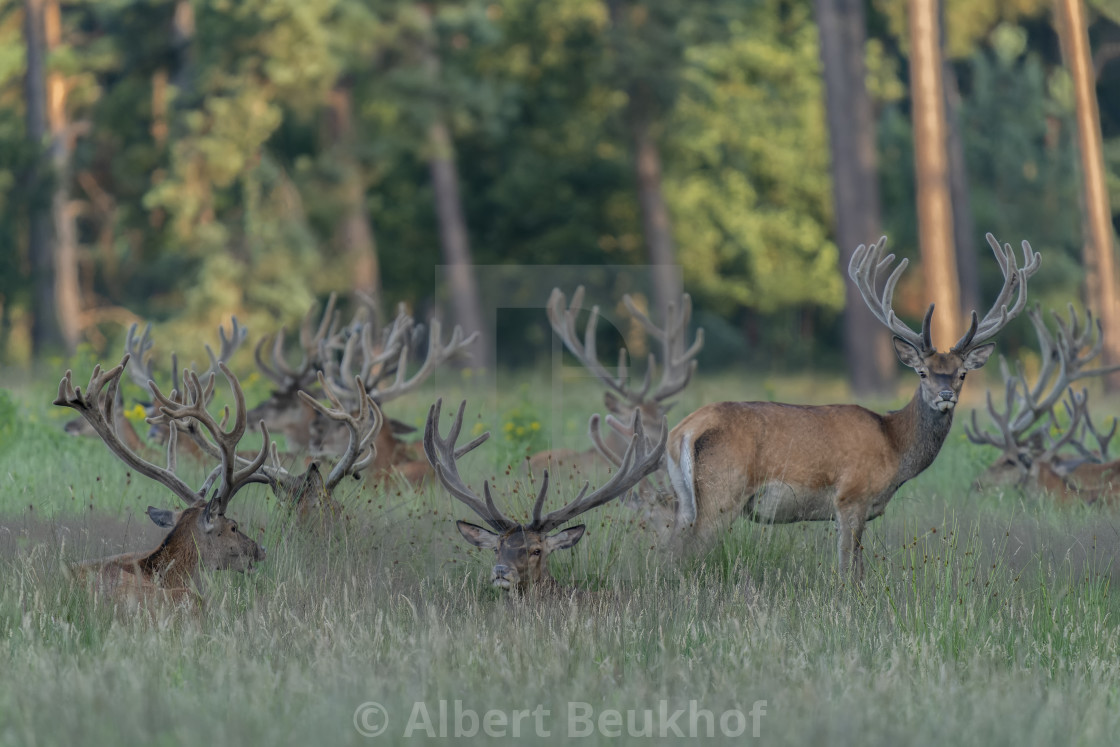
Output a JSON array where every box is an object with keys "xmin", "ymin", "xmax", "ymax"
[{"xmin": 1, "ymin": 370, "xmax": 1119, "ymax": 745}]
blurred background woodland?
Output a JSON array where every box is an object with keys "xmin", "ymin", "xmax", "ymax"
[{"xmin": 1, "ymin": 0, "xmax": 1120, "ymax": 391}]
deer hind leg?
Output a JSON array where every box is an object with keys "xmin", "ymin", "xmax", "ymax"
[{"xmin": 834, "ymin": 499, "xmax": 867, "ymax": 584}]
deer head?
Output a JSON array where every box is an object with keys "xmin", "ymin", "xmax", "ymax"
[
  {"xmin": 849, "ymin": 234, "xmax": 1040, "ymax": 416},
  {"xmin": 424, "ymin": 399, "xmax": 666, "ymax": 592}
]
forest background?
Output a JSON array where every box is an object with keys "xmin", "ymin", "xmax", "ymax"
[{"xmin": 2, "ymin": 0, "xmax": 1119, "ymax": 392}]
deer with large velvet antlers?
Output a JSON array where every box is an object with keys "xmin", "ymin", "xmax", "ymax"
[
  {"xmin": 425, "ymin": 399, "xmax": 666, "ymax": 593},
  {"xmin": 525, "ymin": 286, "xmax": 702, "ymax": 479},
  {"xmin": 665, "ymin": 234, "xmax": 1040, "ymax": 581},
  {"xmin": 55, "ymin": 356, "xmax": 269, "ymax": 603},
  {"xmin": 967, "ymin": 304, "xmax": 1120, "ymax": 496}
]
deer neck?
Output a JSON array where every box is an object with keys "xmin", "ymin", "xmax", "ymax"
[
  {"xmin": 884, "ymin": 388, "xmax": 955, "ymax": 484},
  {"xmin": 137, "ymin": 530, "xmax": 200, "ymax": 588}
]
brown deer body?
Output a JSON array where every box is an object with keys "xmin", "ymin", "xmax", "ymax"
[
  {"xmin": 666, "ymin": 235, "xmax": 1039, "ymax": 580},
  {"xmin": 57, "ymin": 357, "xmax": 271, "ymax": 604}
]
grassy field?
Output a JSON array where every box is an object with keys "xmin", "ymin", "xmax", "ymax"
[{"xmin": 1, "ymin": 363, "xmax": 1119, "ymax": 746}]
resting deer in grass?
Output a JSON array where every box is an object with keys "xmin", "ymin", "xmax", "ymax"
[
  {"xmin": 665, "ymin": 234, "xmax": 1040, "ymax": 581},
  {"xmin": 525, "ymin": 287, "xmax": 701, "ymax": 486},
  {"xmin": 967, "ymin": 304, "xmax": 1120, "ymax": 495},
  {"xmin": 425, "ymin": 399, "xmax": 666, "ymax": 593},
  {"xmin": 55, "ymin": 356, "xmax": 269, "ymax": 604}
]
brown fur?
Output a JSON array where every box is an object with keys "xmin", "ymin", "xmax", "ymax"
[
  {"xmin": 667, "ymin": 344, "xmax": 993, "ymax": 580},
  {"xmin": 71, "ymin": 504, "xmax": 265, "ymax": 604}
]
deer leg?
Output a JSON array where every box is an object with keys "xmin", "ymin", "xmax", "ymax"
[{"xmin": 834, "ymin": 500, "xmax": 866, "ymax": 584}]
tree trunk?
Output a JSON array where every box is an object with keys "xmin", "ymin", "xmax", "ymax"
[
  {"xmin": 628, "ymin": 95, "xmax": 680, "ymax": 329},
  {"xmin": 23, "ymin": 0, "xmax": 62, "ymax": 353},
  {"xmin": 45, "ymin": 0, "xmax": 80, "ymax": 353},
  {"xmin": 1055, "ymin": 0, "xmax": 1120, "ymax": 389},
  {"xmin": 909, "ymin": 0, "xmax": 961, "ymax": 350},
  {"xmin": 427, "ymin": 119, "xmax": 490, "ymax": 367},
  {"xmin": 815, "ymin": 0, "xmax": 895, "ymax": 393},
  {"xmin": 944, "ymin": 59, "xmax": 980, "ymax": 317},
  {"xmin": 326, "ymin": 85, "xmax": 382, "ymax": 317}
]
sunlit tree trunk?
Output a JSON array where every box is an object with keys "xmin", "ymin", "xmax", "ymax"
[
  {"xmin": 1055, "ymin": 0, "xmax": 1120, "ymax": 389},
  {"xmin": 606, "ymin": 0, "xmax": 679, "ymax": 326},
  {"xmin": 326, "ymin": 84, "xmax": 382, "ymax": 317},
  {"xmin": 909, "ymin": 0, "xmax": 961, "ymax": 350},
  {"xmin": 45, "ymin": 0, "xmax": 81, "ymax": 353},
  {"xmin": 815, "ymin": 0, "xmax": 894, "ymax": 393},
  {"xmin": 23, "ymin": 0, "xmax": 63, "ymax": 353}
]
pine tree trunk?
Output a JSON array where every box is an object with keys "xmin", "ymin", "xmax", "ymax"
[
  {"xmin": 428, "ymin": 119, "xmax": 490, "ymax": 367},
  {"xmin": 46, "ymin": 0, "xmax": 80, "ymax": 353},
  {"xmin": 1055, "ymin": 0, "xmax": 1120, "ymax": 390},
  {"xmin": 326, "ymin": 85, "xmax": 382, "ymax": 317},
  {"xmin": 944, "ymin": 61, "xmax": 980, "ymax": 317},
  {"xmin": 815, "ymin": 0, "xmax": 894, "ymax": 393},
  {"xmin": 909, "ymin": 0, "xmax": 961, "ymax": 350},
  {"xmin": 23, "ymin": 0, "xmax": 62, "ymax": 354}
]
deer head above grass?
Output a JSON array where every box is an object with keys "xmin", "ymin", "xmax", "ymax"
[{"xmin": 425, "ymin": 399, "xmax": 666, "ymax": 592}]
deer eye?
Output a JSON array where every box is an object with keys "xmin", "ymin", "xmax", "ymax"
[
  {"xmin": 530, "ymin": 548, "xmax": 542, "ymax": 556},
  {"xmin": 918, "ymin": 371, "xmax": 928, "ymax": 379},
  {"xmin": 959, "ymin": 372, "xmax": 967, "ymax": 381}
]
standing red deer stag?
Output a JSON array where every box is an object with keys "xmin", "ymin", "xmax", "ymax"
[
  {"xmin": 56, "ymin": 356, "xmax": 269, "ymax": 604},
  {"xmin": 665, "ymin": 234, "xmax": 1040, "ymax": 581},
  {"xmin": 425, "ymin": 399, "xmax": 666, "ymax": 593}
]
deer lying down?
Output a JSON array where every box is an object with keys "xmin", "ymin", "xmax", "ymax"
[
  {"xmin": 666, "ymin": 234, "xmax": 1040, "ymax": 581},
  {"xmin": 56, "ymin": 356, "xmax": 268, "ymax": 605},
  {"xmin": 425, "ymin": 399, "xmax": 666, "ymax": 594}
]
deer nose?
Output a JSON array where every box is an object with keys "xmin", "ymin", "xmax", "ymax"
[{"xmin": 938, "ymin": 390, "xmax": 955, "ymax": 401}]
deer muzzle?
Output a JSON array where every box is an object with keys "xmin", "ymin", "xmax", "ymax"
[
  {"xmin": 491, "ymin": 564, "xmax": 518, "ymax": 590},
  {"xmin": 936, "ymin": 390, "xmax": 956, "ymax": 412}
]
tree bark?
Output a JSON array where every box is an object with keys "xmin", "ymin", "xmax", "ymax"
[
  {"xmin": 1055, "ymin": 0, "xmax": 1120, "ymax": 389},
  {"xmin": 23, "ymin": 0, "xmax": 62, "ymax": 353},
  {"xmin": 427, "ymin": 119, "xmax": 490, "ymax": 367},
  {"xmin": 944, "ymin": 59, "xmax": 980, "ymax": 317},
  {"xmin": 326, "ymin": 85, "xmax": 382, "ymax": 317},
  {"xmin": 909, "ymin": 0, "xmax": 961, "ymax": 350},
  {"xmin": 628, "ymin": 94, "xmax": 680, "ymax": 330},
  {"xmin": 815, "ymin": 0, "xmax": 894, "ymax": 393},
  {"xmin": 45, "ymin": 0, "xmax": 81, "ymax": 353}
]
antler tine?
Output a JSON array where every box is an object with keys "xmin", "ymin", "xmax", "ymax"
[
  {"xmin": 151, "ymin": 363, "xmax": 271, "ymax": 515},
  {"xmin": 965, "ymin": 365, "xmax": 1023, "ymax": 450},
  {"xmin": 371, "ymin": 320, "xmax": 479, "ymax": 405},
  {"xmin": 847, "ymin": 237, "xmax": 929, "ymax": 352},
  {"xmin": 1080, "ymin": 407, "xmax": 1118, "ymax": 460},
  {"xmin": 54, "ymin": 355, "xmax": 202, "ymax": 508},
  {"xmin": 531, "ymin": 411, "xmax": 667, "ymax": 532},
  {"xmin": 951, "ymin": 234, "xmax": 1041, "ymax": 352},
  {"xmin": 547, "ymin": 287, "xmax": 641, "ymax": 403},
  {"xmin": 300, "ymin": 292, "xmax": 339, "ymax": 353},
  {"xmin": 297, "ymin": 371, "xmax": 385, "ymax": 489},
  {"xmin": 123, "ymin": 322, "xmax": 158, "ymax": 391},
  {"xmin": 622, "ymin": 293, "xmax": 705, "ymax": 404},
  {"xmin": 423, "ymin": 399, "xmax": 515, "ymax": 532},
  {"xmin": 1038, "ymin": 388, "xmax": 1090, "ymax": 464},
  {"xmin": 202, "ymin": 316, "xmax": 249, "ymax": 379}
]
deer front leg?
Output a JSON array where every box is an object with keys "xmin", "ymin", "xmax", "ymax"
[{"xmin": 835, "ymin": 499, "xmax": 867, "ymax": 584}]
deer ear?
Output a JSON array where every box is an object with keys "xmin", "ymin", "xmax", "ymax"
[
  {"xmin": 961, "ymin": 343, "xmax": 995, "ymax": 371},
  {"xmin": 456, "ymin": 520, "xmax": 500, "ymax": 549},
  {"xmin": 546, "ymin": 525, "xmax": 586, "ymax": 552},
  {"xmin": 388, "ymin": 418, "xmax": 417, "ymax": 435},
  {"xmin": 146, "ymin": 506, "xmax": 178, "ymax": 528},
  {"xmin": 892, "ymin": 337, "xmax": 925, "ymax": 369}
]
